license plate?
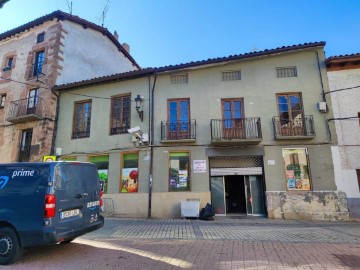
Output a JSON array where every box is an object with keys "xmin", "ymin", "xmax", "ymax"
[{"xmin": 60, "ymin": 209, "xmax": 80, "ymax": 219}]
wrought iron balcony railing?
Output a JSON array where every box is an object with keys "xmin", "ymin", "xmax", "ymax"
[
  {"xmin": 210, "ymin": 117, "xmax": 262, "ymax": 143},
  {"xmin": 18, "ymin": 145, "xmax": 31, "ymax": 162},
  {"xmin": 6, "ymin": 97, "xmax": 44, "ymax": 123},
  {"xmin": 272, "ymin": 115, "xmax": 315, "ymax": 139},
  {"xmin": 161, "ymin": 120, "xmax": 196, "ymax": 141},
  {"xmin": 72, "ymin": 130, "xmax": 91, "ymax": 139}
]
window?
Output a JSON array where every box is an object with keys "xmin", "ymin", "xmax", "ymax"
[
  {"xmin": 222, "ymin": 70, "xmax": 241, "ymax": 81},
  {"xmin": 222, "ymin": 98, "xmax": 245, "ymax": 139},
  {"xmin": 169, "ymin": 152, "xmax": 190, "ymax": 191},
  {"xmin": 121, "ymin": 153, "xmax": 139, "ymax": 192},
  {"xmin": 19, "ymin": 129, "xmax": 32, "ymax": 162},
  {"xmin": 110, "ymin": 94, "xmax": 131, "ymax": 135},
  {"xmin": 168, "ymin": 98, "xmax": 190, "ymax": 139},
  {"xmin": 89, "ymin": 155, "xmax": 109, "ymax": 193},
  {"xmin": 33, "ymin": 50, "xmax": 45, "ymax": 77},
  {"xmin": 276, "ymin": 93, "xmax": 304, "ymax": 136},
  {"xmin": 3, "ymin": 57, "xmax": 13, "ymax": 71},
  {"xmin": 170, "ymin": 74, "xmax": 188, "ymax": 84},
  {"xmin": 283, "ymin": 148, "xmax": 311, "ymax": 191},
  {"xmin": 37, "ymin": 32, "xmax": 45, "ymax": 43},
  {"xmin": 276, "ymin": 67, "xmax": 297, "ymax": 78},
  {"xmin": 27, "ymin": 88, "xmax": 39, "ymax": 114},
  {"xmin": 72, "ymin": 100, "xmax": 92, "ymax": 139},
  {"xmin": 0, "ymin": 94, "xmax": 6, "ymax": 108}
]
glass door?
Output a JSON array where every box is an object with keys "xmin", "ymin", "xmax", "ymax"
[
  {"xmin": 210, "ymin": 176, "xmax": 225, "ymax": 215},
  {"xmin": 245, "ymin": 175, "xmax": 265, "ymax": 216}
]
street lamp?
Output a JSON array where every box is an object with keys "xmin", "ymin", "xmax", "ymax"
[{"xmin": 135, "ymin": 94, "xmax": 144, "ymax": 121}]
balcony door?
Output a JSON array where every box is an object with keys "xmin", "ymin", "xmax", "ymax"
[
  {"xmin": 168, "ymin": 99, "xmax": 190, "ymax": 139},
  {"xmin": 19, "ymin": 129, "xmax": 32, "ymax": 162},
  {"xmin": 277, "ymin": 93, "xmax": 304, "ymax": 136},
  {"xmin": 222, "ymin": 98, "xmax": 244, "ymax": 139},
  {"xmin": 27, "ymin": 89, "xmax": 39, "ymax": 115}
]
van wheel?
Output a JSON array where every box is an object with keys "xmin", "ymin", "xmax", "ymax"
[{"xmin": 0, "ymin": 227, "xmax": 23, "ymax": 265}]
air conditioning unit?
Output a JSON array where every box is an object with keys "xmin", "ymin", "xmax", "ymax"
[{"xmin": 318, "ymin": 101, "xmax": 327, "ymax": 112}]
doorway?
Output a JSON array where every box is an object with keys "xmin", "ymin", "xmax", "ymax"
[{"xmin": 211, "ymin": 174, "xmax": 266, "ymax": 216}]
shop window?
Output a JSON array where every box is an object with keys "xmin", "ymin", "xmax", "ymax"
[
  {"xmin": 89, "ymin": 155, "xmax": 109, "ymax": 193},
  {"xmin": 169, "ymin": 152, "xmax": 190, "ymax": 192},
  {"xmin": 61, "ymin": 156, "xmax": 77, "ymax": 161},
  {"xmin": 121, "ymin": 153, "xmax": 139, "ymax": 192},
  {"xmin": 283, "ymin": 148, "xmax": 311, "ymax": 190}
]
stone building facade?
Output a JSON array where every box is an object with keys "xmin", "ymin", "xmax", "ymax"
[{"xmin": 0, "ymin": 11, "xmax": 139, "ymax": 162}]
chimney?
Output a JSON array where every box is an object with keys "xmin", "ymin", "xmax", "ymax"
[
  {"xmin": 122, "ymin": 43, "xmax": 130, "ymax": 54},
  {"xmin": 113, "ymin": 30, "xmax": 119, "ymax": 40}
]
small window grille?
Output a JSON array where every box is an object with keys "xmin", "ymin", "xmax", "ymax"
[
  {"xmin": 222, "ymin": 70, "xmax": 241, "ymax": 81},
  {"xmin": 276, "ymin": 67, "xmax": 297, "ymax": 78},
  {"xmin": 37, "ymin": 32, "xmax": 45, "ymax": 43},
  {"xmin": 170, "ymin": 74, "xmax": 188, "ymax": 84}
]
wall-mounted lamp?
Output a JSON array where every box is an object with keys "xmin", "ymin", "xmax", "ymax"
[{"xmin": 135, "ymin": 94, "xmax": 144, "ymax": 121}]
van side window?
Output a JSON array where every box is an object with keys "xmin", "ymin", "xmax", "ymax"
[{"xmin": 56, "ymin": 165, "xmax": 83, "ymax": 191}]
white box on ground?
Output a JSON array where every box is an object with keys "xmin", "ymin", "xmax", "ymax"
[{"xmin": 181, "ymin": 200, "xmax": 200, "ymax": 218}]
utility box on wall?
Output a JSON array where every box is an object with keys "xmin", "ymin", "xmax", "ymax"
[{"xmin": 181, "ymin": 199, "xmax": 200, "ymax": 218}]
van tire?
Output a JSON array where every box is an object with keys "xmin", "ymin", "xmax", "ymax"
[{"xmin": 0, "ymin": 227, "xmax": 23, "ymax": 265}]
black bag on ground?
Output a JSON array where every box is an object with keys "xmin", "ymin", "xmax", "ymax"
[{"xmin": 199, "ymin": 203, "xmax": 215, "ymax": 220}]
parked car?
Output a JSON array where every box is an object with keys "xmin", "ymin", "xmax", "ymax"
[{"xmin": 0, "ymin": 161, "xmax": 104, "ymax": 265}]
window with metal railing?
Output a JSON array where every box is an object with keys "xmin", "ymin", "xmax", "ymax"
[
  {"xmin": 110, "ymin": 94, "xmax": 131, "ymax": 135},
  {"xmin": 170, "ymin": 74, "xmax": 188, "ymax": 84},
  {"xmin": 276, "ymin": 67, "xmax": 297, "ymax": 78},
  {"xmin": 222, "ymin": 70, "xmax": 241, "ymax": 81},
  {"xmin": 72, "ymin": 100, "xmax": 92, "ymax": 139}
]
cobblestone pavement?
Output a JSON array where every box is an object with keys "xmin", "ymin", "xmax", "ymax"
[{"xmin": 6, "ymin": 217, "xmax": 360, "ymax": 270}]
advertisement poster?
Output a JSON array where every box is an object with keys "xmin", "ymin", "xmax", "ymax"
[
  {"xmin": 122, "ymin": 168, "xmax": 138, "ymax": 192},
  {"xmin": 178, "ymin": 170, "xmax": 188, "ymax": 188},
  {"xmin": 98, "ymin": 169, "xmax": 108, "ymax": 193},
  {"xmin": 286, "ymin": 170, "xmax": 296, "ymax": 189}
]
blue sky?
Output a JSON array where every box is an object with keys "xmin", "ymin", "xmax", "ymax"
[{"xmin": 0, "ymin": 0, "xmax": 359, "ymax": 68}]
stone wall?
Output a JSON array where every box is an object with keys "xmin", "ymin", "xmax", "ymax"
[{"xmin": 266, "ymin": 191, "xmax": 349, "ymax": 221}]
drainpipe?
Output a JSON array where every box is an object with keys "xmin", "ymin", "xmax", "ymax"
[
  {"xmin": 148, "ymin": 74, "xmax": 157, "ymax": 218},
  {"xmin": 50, "ymin": 89, "xmax": 60, "ymax": 157}
]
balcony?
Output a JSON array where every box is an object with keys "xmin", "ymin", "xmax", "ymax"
[
  {"xmin": 272, "ymin": 115, "xmax": 315, "ymax": 139},
  {"xmin": 160, "ymin": 120, "xmax": 196, "ymax": 143},
  {"xmin": 6, "ymin": 97, "xmax": 44, "ymax": 124},
  {"xmin": 210, "ymin": 117, "xmax": 262, "ymax": 145}
]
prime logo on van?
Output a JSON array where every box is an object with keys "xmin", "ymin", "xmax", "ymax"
[
  {"xmin": 12, "ymin": 169, "xmax": 35, "ymax": 178},
  {"xmin": 0, "ymin": 176, "xmax": 9, "ymax": 190}
]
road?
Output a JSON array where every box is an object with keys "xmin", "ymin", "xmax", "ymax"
[{"xmin": 5, "ymin": 217, "xmax": 360, "ymax": 270}]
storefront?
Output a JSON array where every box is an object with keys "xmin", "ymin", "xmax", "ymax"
[{"xmin": 207, "ymin": 148, "xmax": 266, "ymax": 217}]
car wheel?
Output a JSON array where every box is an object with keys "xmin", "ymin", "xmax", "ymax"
[{"xmin": 0, "ymin": 227, "xmax": 23, "ymax": 265}]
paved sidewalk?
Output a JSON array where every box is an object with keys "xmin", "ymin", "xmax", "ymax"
[
  {"xmin": 6, "ymin": 217, "xmax": 360, "ymax": 270},
  {"xmin": 84, "ymin": 216, "xmax": 360, "ymax": 243}
]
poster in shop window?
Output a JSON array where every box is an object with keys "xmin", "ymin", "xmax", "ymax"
[{"xmin": 122, "ymin": 168, "xmax": 138, "ymax": 192}]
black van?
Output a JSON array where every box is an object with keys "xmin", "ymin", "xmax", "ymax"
[{"xmin": 0, "ymin": 161, "xmax": 104, "ymax": 265}]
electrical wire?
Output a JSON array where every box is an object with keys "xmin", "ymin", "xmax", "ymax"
[{"xmin": 324, "ymin": 85, "xmax": 360, "ymax": 95}]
